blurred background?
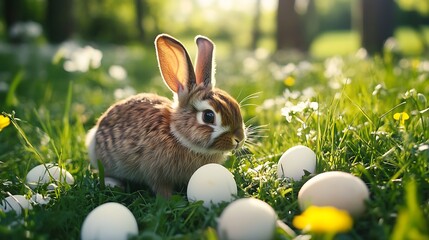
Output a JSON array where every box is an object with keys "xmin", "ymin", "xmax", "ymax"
[
  {"xmin": 0, "ymin": 0, "xmax": 428, "ymax": 124},
  {"xmin": 1, "ymin": 0, "xmax": 429, "ymax": 58}
]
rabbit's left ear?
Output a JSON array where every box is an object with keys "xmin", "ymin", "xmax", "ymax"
[
  {"xmin": 155, "ymin": 34, "xmax": 196, "ymax": 94},
  {"xmin": 195, "ymin": 36, "xmax": 215, "ymax": 88}
]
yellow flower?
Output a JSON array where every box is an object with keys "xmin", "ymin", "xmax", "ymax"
[
  {"xmin": 411, "ymin": 59, "xmax": 420, "ymax": 70},
  {"xmin": 0, "ymin": 115, "xmax": 10, "ymax": 131},
  {"xmin": 283, "ymin": 76, "xmax": 296, "ymax": 87},
  {"xmin": 293, "ymin": 206, "xmax": 353, "ymax": 234},
  {"xmin": 393, "ymin": 112, "xmax": 410, "ymax": 127}
]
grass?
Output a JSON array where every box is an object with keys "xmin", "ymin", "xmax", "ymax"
[
  {"xmin": 310, "ymin": 27, "xmax": 429, "ymax": 58},
  {"xmin": 0, "ymin": 37, "xmax": 428, "ymax": 240},
  {"xmin": 310, "ymin": 31, "xmax": 360, "ymax": 58}
]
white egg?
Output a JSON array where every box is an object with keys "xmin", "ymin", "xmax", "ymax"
[
  {"xmin": 81, "ymin": 202, "xmax": 138, "ymax": 240},
  {"xmin": 217, "ymin": 198, "xmax": 277, "ymax": 240},
  {"xmin": 0, "ymin": 195, "xmax": 33, "ymax": 215},
  {"xmin": 31, "ymin": 193, "xmax": 51, "ymax": 205},
  {"xmin": 187, "ymin": 163, "xmax": 237, "ymax": 208},
  {"xmin": 26, "ymin": 163, "xmax": 75, "ymax": 189},
  {"xmin": 104, "ymin": 177, "xmax": 124, "ymax": 189},
  {"xmin": 277, "ymin": 145, "xmax": 316, "ymax": 180},
  {"xmin": 298, "ymin": 171, "xmax": 370, "ymax": 216}
]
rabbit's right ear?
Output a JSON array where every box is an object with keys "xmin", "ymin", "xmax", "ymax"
[
  {"xmin": 155, "ymin": 34, "xmax": 196, "ymax": 94},
  {"xmin": 195, "ymin": 36, "xmax": 215, "ymax": 88}
]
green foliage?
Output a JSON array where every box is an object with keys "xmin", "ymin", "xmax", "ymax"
[
  {"xmin": 391, "ymin": 180, "xmax": 429, "ymax": 240},
  {"xmin": 397, "ymin": 0, "xmax": 429, "ymax": 15},
  {"xmin": 0, "ymin": 38, "xmax": 428, "ymax": 240},
  {"xmin": 310, "ymin": 31, "xmax": 360, "ymax": 58},
  {"xmin": 74, "ymin": 0, "xmax": 141, "ymax": 43}
]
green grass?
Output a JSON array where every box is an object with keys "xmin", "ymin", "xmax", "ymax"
[
  {"xmin": 0, "ymin": 39, "xmax": 428, "ymax": 240},
  {"xmin": 310, "ymin": 31, "xmax": 360, "ymax": 58},
  {"xmin": 310, "ymin": 27, "xmax": 429, "ymax": 58}
]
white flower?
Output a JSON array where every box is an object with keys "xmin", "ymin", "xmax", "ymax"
[
  {"xmin": 282, "ymin": 63, "xmax": 297, "ymax": 77},
  {"xmin": 329, "ymin": 79, "xmax": 342, "ymax": 89},
  {"xmin": 329, "ymin": 77, "xmax": 351, "ymax": 90},
  {"xmin": 281, "ymin": 106, "xmax": 293, "ymax": 122},
  {"xmin": 283, "ymin": 89, "xmax": 301, "ymax": 100},
  {"xmin": 418, "ymin": 60, "xmax": 429, "ymax": 72},
  {"xmin": 324, "ymin": 56, "xmax": 344, "ymax": 79},
  {"xmin": 342, "ymin": 125, "xmax": 357, "ymax": 133},
  {"xmin": 296, "ymin": 61, "xmax": 313, "ymax": 77},
  {"xmin": 355, "ymin": 48, "xmax": 368, "ymax": 60},
  {"xmin": 254, "ymin": 48, "xmax": 269, "ymax": 60},
  {"xmin": 291, "ymin": 101, "xmax": 308, "ymax": 113},
  {"xmin": 302, "ymin": 87, "xmax": 316, "ymax": 99},
  {"xmin": 243, "ymin": 57, "xmax": 259, "ymax": 73},
  {"xmin": 417, "ymin": 144, "xmax": 429, "ymax": 152},
  {"xmin": 58, "ymin": 43, "xmax": 103, "ymax": 72},
  {"xmin": 384, "ymin": 37, "xmax": 399, "ymax": 53},
  {"xmin": 309, "ymin": 101, "xmax": 318, "ymax": 111},
  {"xmin": 114, "ymin": 86, "xmax": 136, "ymax": 100},
  {"xmin": 281, "ymin": 100, "xmax": 319, "ymax": 123},
  {"xmin": 10, "ymin": 21, "xmax": 42, "ymax": 39},
  {"xmin": 342, "ymin": 78, "xmax": 352, "ymax": 85},
  {"xmin": 260, "ymin": 97, "xmax": 286, "ymax": 110},
  {"xmin": 0, "ymin": 81, "xmax": 9, "ymax": 92},
  {"xmin": 270, "ymin": 61, "xmax": 313, "ymax": 83},
  {"xmin": 109, "ymin": 65, "xmax": 127, "ymax": 81}
]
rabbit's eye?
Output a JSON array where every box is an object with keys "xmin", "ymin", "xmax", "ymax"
[{"xmin": 202, "ymin": 110, "xmax": 215, "ymax": 124}]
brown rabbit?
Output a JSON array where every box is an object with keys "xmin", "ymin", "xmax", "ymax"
[{"xmin": 85, "ymin": 34, "xmax": 246, "ymax": 197}]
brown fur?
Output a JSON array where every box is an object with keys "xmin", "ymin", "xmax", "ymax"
[{"xmin": 88, "ymin": 34, "xmax": 245, "ymax": 197}]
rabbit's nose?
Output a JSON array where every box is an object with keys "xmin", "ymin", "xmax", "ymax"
[{"xmin": 233, "ymin": 138, "xmax": 243, "ymax": 149}]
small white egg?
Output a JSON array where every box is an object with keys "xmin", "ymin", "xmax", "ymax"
[
  {"xmin": 47, "ymin": 183, "xmax": 58, "ymax": 191},
  {"xmin": 298, "ymin": 171, "xmax": 370, "ymax": 216},
  {"xmin": 81, "ymin": 202, "xmax": 138, "ymax": 240},
  {"xmin": 104, "ymin": 177, "xmax": 124, "ymax": 189},
  {"xmin": 187, "ymin": 163, "xmax": 237, "ymax": 208},
  {"xmin": 0, "ymin": 195, "xmax": 33, "ymax": 215},
  {"xmin": 217, "ymin": 198, "xmax": 277, "ymax": 240},
  {"xmin": 31, "ymin": 193, "xmax": 51, "ymax": 205},
  {"xmin": 26, "ymin": 163, "xmax": 75, "ymax": 189},
  {"xmin": 277, "ymin": 145, "xmax": 316, "ymax": 180}
]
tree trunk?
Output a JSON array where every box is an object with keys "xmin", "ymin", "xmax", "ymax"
[
  {"xmin": 45, "ymin": 0, "xmax": 75, "ymax": 43},
  {"xmin": 3, "ymin": 0, "xmax": 23, "ymax": 43},
  {"xmin": 304, "ymin": 0, "xmax": 318, "ymax": 49},
  {"xmin": 251, "ymin": 0, "xmax": 261, "ymax": 50},
  {"xmin": 135, "ymin": 0, "xmax": 145, "ymax": 42},
  {"xmin": 276, "ymin": 0, "xmax": 306, "ymax": 52},
  {"xmin": 360, "ymin": 0, "xmax": 395, "ymax": 54}
]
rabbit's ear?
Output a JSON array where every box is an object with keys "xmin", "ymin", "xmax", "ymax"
[
  {"xmin": 155, "ymin": 34, "xmax": 196, "ymax": 94},
  {"xmin": 195, "ymin": 36, "xmax": 215, "ymax": 88}
]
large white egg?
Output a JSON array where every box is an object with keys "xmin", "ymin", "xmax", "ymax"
[
  {"xmin": 298, "ymin": 171, "xmax": 370, "ymax": 216},
  {"xmin": 81, "ymin": 202, "xmax": 138, "ymax": 240},
  {"xmin": 277, "ymin": 145, "xmax": 316, "ymax": 180},
  {"xmin": 0, "ymin": 195, "xmax": 33, "ymax": 215},
  {"xmin": 217, "ymin": 198, "xmax": 277, "ymax": 240},
  {"xmin": 26, "ymin": 163, "xmax": 75, "ymax": 189},
  {"xmin": 187, "ymin": 163, "xmax": 237, "ymax": 208}
]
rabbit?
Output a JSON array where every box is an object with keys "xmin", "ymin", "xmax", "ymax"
[{"xmin": 85, "ymin": 34, "xmax": 246, "ymax": 198}]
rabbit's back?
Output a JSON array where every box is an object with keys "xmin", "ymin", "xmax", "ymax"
[
  {"xmin": 93, "ymin": 93, "xmax": 224, "ymax": 193},
  {"xmin": 94, "ymin": 93, "xmax": 172, "ymax": 179}
]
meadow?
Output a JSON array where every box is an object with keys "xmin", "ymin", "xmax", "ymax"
[{"xmin": 0, "ymin": 37, "xmax": 428, "ymax": 239}]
